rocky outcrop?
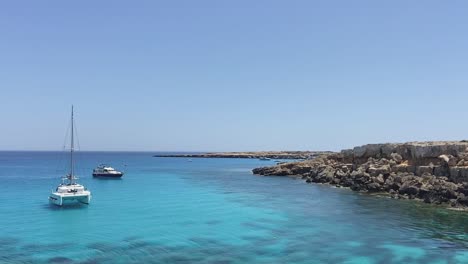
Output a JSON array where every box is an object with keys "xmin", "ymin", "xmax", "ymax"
[
  {"xmin": 252, "ymin": 141, "xmax": 468, "ymax": 209},
  {"xmin": 154, "ymin": 151, "xmax": 332, "ymax": 160}
]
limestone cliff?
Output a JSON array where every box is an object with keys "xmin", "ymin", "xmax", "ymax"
[{"xmin": 253, "ymin": 141, "xmax": 468, "ymax": 208}]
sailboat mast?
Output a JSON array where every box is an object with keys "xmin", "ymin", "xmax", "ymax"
[{"xmin": 70, "ymin": 105, "xmax": 74, "ymax": 183}]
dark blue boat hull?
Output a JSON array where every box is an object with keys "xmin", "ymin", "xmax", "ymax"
[{"xmin": 92, "ymin": 173, "xmax": 123, "ymax": 178}]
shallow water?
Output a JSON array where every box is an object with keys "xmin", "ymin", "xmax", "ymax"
[{"xmin": 0, "ymin": 151, "xmax": 468, "ymax": 263}]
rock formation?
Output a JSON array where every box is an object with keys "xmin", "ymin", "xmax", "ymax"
[
  {"xmin": 252, "ymin": 141, "xmax": 468, "ymax": 208},
  {"xmin": 154, "ymin": 151, "xmax": 332, "ymax": 160}
]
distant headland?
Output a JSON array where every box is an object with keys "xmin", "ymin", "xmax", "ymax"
[
  {"xmin": 253, "ymin": 141, "xmax": 468, "ymax": 209},
  {"xmin": 153, "ymin": 151, "xmax": 333, "ymax": 160}
]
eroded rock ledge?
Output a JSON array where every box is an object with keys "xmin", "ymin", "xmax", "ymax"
[
  {"xmin": 252, "ymin": 141, "xmax": 468, "ymax": 208},
  {"xmin": 154, "ymin": 151, "xmax": 332, "ymax": 160}
]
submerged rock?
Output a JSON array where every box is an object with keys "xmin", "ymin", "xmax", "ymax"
[
  {"xmin": 48, "ymin": 257, "xmax": 73, "ymax": 264},
  {"xmin": 252, "ymin": 141, "xmax": 468, "ymax": 209}
]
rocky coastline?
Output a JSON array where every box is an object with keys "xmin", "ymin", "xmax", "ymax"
[
  {"xmin": 253, "ymin": 141, "xmax": 468, "ymax": 209},
  {"xmin": 153, "ymin": 151, "xmax": 332, "ymax": 160}
]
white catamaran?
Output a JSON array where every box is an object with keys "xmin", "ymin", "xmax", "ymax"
[{"xmin": 49, "ymin": 106, "xmax": 91, "ymax": 206}]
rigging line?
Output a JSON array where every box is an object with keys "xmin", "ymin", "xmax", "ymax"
[
  {"xmin": 54, "ymin": 117, "xmax": 71, "ymax": 180},
  {"xmin": 70, "ymin": 105, "xmax": 74, "ymax": 182},
  {"xmin": 63, "ymin": 117, "xmax": 71, "ymax": 150},
  {"xmin": 72, "ymin": 111, "xmax": 87, "ymax": 180},
  {"xmin": 74, "ymin": 117, "xmax": 81, "ymax": 152},
  {"xmin": 73, "ymin": 116, "xmax": 83, "ymax": 178},
  {"xmin": 55, "ymin": 116, "xmax": 71, "ymax": 176}
]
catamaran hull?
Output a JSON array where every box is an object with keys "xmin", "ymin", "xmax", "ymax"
[{"xmin": 49, "ymin": 193, "xmax": 91, "ymax": 206}]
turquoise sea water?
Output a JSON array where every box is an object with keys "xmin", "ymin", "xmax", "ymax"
[{"xmin": 1, "ymin": 151, "xmax": 468, "ymax": 264}]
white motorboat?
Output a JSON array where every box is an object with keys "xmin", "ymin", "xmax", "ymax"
[{"xmin": 93, "ymin": 164, "xmax": 124, "ymax": 178}]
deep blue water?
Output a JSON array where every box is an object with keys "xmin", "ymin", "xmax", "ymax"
[{"xmin": 1, "ymin": 151, "xmax": 468, "ymax": 263}]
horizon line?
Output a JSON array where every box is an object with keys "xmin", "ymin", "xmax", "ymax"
[{"xmin": 0, "ymin": 149, "xmax": 318, "ymax": 153}]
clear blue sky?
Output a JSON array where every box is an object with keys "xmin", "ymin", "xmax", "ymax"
[{"xmin": 1, "ymin": 1, "xmax": 467, "ymax": 151}]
